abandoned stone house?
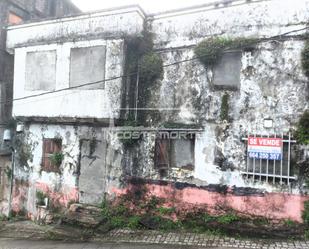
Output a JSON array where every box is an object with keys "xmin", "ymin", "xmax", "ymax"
[{"xmin": 1, "ymin": 0, "xmax": 309, "ymax": 222}]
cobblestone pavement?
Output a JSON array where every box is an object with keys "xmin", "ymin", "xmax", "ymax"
[
  {"xmin": 93, "ymin": 229, "xmax": 309, "ymax": 249},
  {"xmin": 1, "ymin": 222, "xmax": 309, "ymax": 249}
]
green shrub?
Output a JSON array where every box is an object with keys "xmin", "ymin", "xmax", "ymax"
[
  {"xmin": 157, "ymin": 207, "xmax": 176, "ymax": 215},
  {"xmin": 100, "ymin": 199, "xmax": 111, "ymax": 219},
  {"xmin": 139, "ymin": 52, "xmax": 164, "ymax": 84},
  {"xmin": 302, "ymin": 201, "xmax": 309, "ymax": 225},
  {"xmin": 284, "ymin": 219, "xmax": 296, "ymax": 227},
  {"xmin": 217, "ymin": 214, "xmax": 240, "ymax": 224},
  {"xmin": 295, "ymin": 110, "xmax": 309, "ymax": 145},
  {"xmin": 110, "ymin": 216, "xmax": 127, "ymax": 228},
  {"xmin": 127, "ymin": 216, "xmax": 142, "ymax": 229}
]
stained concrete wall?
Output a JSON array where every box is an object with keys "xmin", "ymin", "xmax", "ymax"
[
  {"xmin": 11, "ymin": 123, "xmax": 123, "ymax": 218},
  {"xmin": 140, "ymin": 0, "xmax": 309, "ymax": 193}
]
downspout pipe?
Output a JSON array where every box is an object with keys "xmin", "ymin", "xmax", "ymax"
[{"xmin": 8, "ymin": 147, "xmax": 15, "ymax": 218}]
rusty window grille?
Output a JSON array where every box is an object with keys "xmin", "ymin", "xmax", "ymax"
[
  {"xmin": 242, "ymin": 132, "xmax": 296, "ymax": 185},
  {"xmin": 41, "ymin": 138, "xmax": 62, "ymax": 173}
]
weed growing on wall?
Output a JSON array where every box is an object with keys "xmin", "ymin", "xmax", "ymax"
[
  {"xmin": 4, "ymin": 166, "xmax": 12, "ymax": 179},
  {"xmin": 49, "ymin": 152, "xmax": 64, "ymax": 167},
  {"xmin": 194, "ymin": 37, "xmax": 257, "ymax": 68}
]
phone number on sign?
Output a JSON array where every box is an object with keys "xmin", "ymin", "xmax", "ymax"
[{"xmin": 248, "ymin": 152, "xmax": 282, "ymax": 160}]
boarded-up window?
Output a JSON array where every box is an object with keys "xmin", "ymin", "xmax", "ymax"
[
  {"xmin": 42, "ymin": 139, "xmax": 62, "ymax": 173},
  {"xmin": 155, "ymin": 139, "xmax": 170, "ymax": 169},
  {"xmin": 8, "ymin": 12, "xmax": 23, "ymax": 25},
  {"xmin": 70, "ymin": 46, "xmax": 106, "ymax": 89},
  {"xmin": 213, "ymin": 51, "xmax": 241, "ymax": 90},
  {"xmin": 25, "ymin": 50, "xmax": 56, "ymax": 91},
  {"xmin": 155, "ymin": 134, "xmax": 195, "ymax": 171}
]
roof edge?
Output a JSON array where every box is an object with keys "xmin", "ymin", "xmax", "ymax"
[{"xmin": 6, "ymin": 4, "xmax": 146, "ymax": 30}]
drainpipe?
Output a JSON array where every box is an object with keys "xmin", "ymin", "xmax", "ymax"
[
  {"xmin": 134, "ymin": 62, "xmax": 140, "ymax": 122},
  {"xmin": 7, "ymin": 147, "xmax": 15, "ymax": 218}
]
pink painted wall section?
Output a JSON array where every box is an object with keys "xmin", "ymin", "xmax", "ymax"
[
  {"xmin": 111, "ymin": 183, "xmax": 309, "ymax": 222},
  {"xmin": 10, "ymin": 180, "xmax": 79, "ymax": 218},
  {"xmin": 12, "ymin": 180, "xmax": 29, "ymax": 213},
  {"xmin": 35, "ymin": 182, "xmax": 79, "ymax": 207}
]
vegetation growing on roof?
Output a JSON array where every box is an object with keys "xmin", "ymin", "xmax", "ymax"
[{"xmin": 194, "ymin": 37, "xmax": 257, "ymax": 68}]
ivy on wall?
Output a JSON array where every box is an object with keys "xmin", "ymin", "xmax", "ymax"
[{"xmin": 124, "ymin": 29, "xmax": 163, "ymax": 127}]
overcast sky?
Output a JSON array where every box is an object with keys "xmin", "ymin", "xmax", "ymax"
[{"xmin": 72, "ymin": 0, "xmax": 214, "ymax": 13}]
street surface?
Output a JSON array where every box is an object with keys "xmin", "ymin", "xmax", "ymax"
[{"xmin": 0, "ymin": 239, "xmax": 232, "ymax": 249}]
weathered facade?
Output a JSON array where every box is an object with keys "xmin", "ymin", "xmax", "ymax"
[
  {"xmin": 3, "ymin": 0, "xmax": 309, "ymax": 222},
  {"xmin": 0, "ymin": 0, "xmax": 80, "ymax": 216}
]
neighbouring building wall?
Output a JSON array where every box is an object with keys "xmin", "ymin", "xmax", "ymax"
[{"xmin": 0, "ymin": 0, "xmax": 80, "ymax": 216}]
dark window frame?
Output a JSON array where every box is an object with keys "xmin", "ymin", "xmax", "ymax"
[{"xmin": 155, "ymin": 132, "xmax": 195, "ymax": 171}]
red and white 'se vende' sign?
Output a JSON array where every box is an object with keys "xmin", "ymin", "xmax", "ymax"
[{"xmin": 248, "ymin": 137, "xmax": 283, "ymax": 160}]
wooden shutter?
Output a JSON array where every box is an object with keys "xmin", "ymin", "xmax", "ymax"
[
  {"xmin": 42, "ymin": 139, "xmax": 61, "ymax": 172},
  {"xmin": 155, "ymin": 139, "xmax": 170, "ymax": 169}
]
